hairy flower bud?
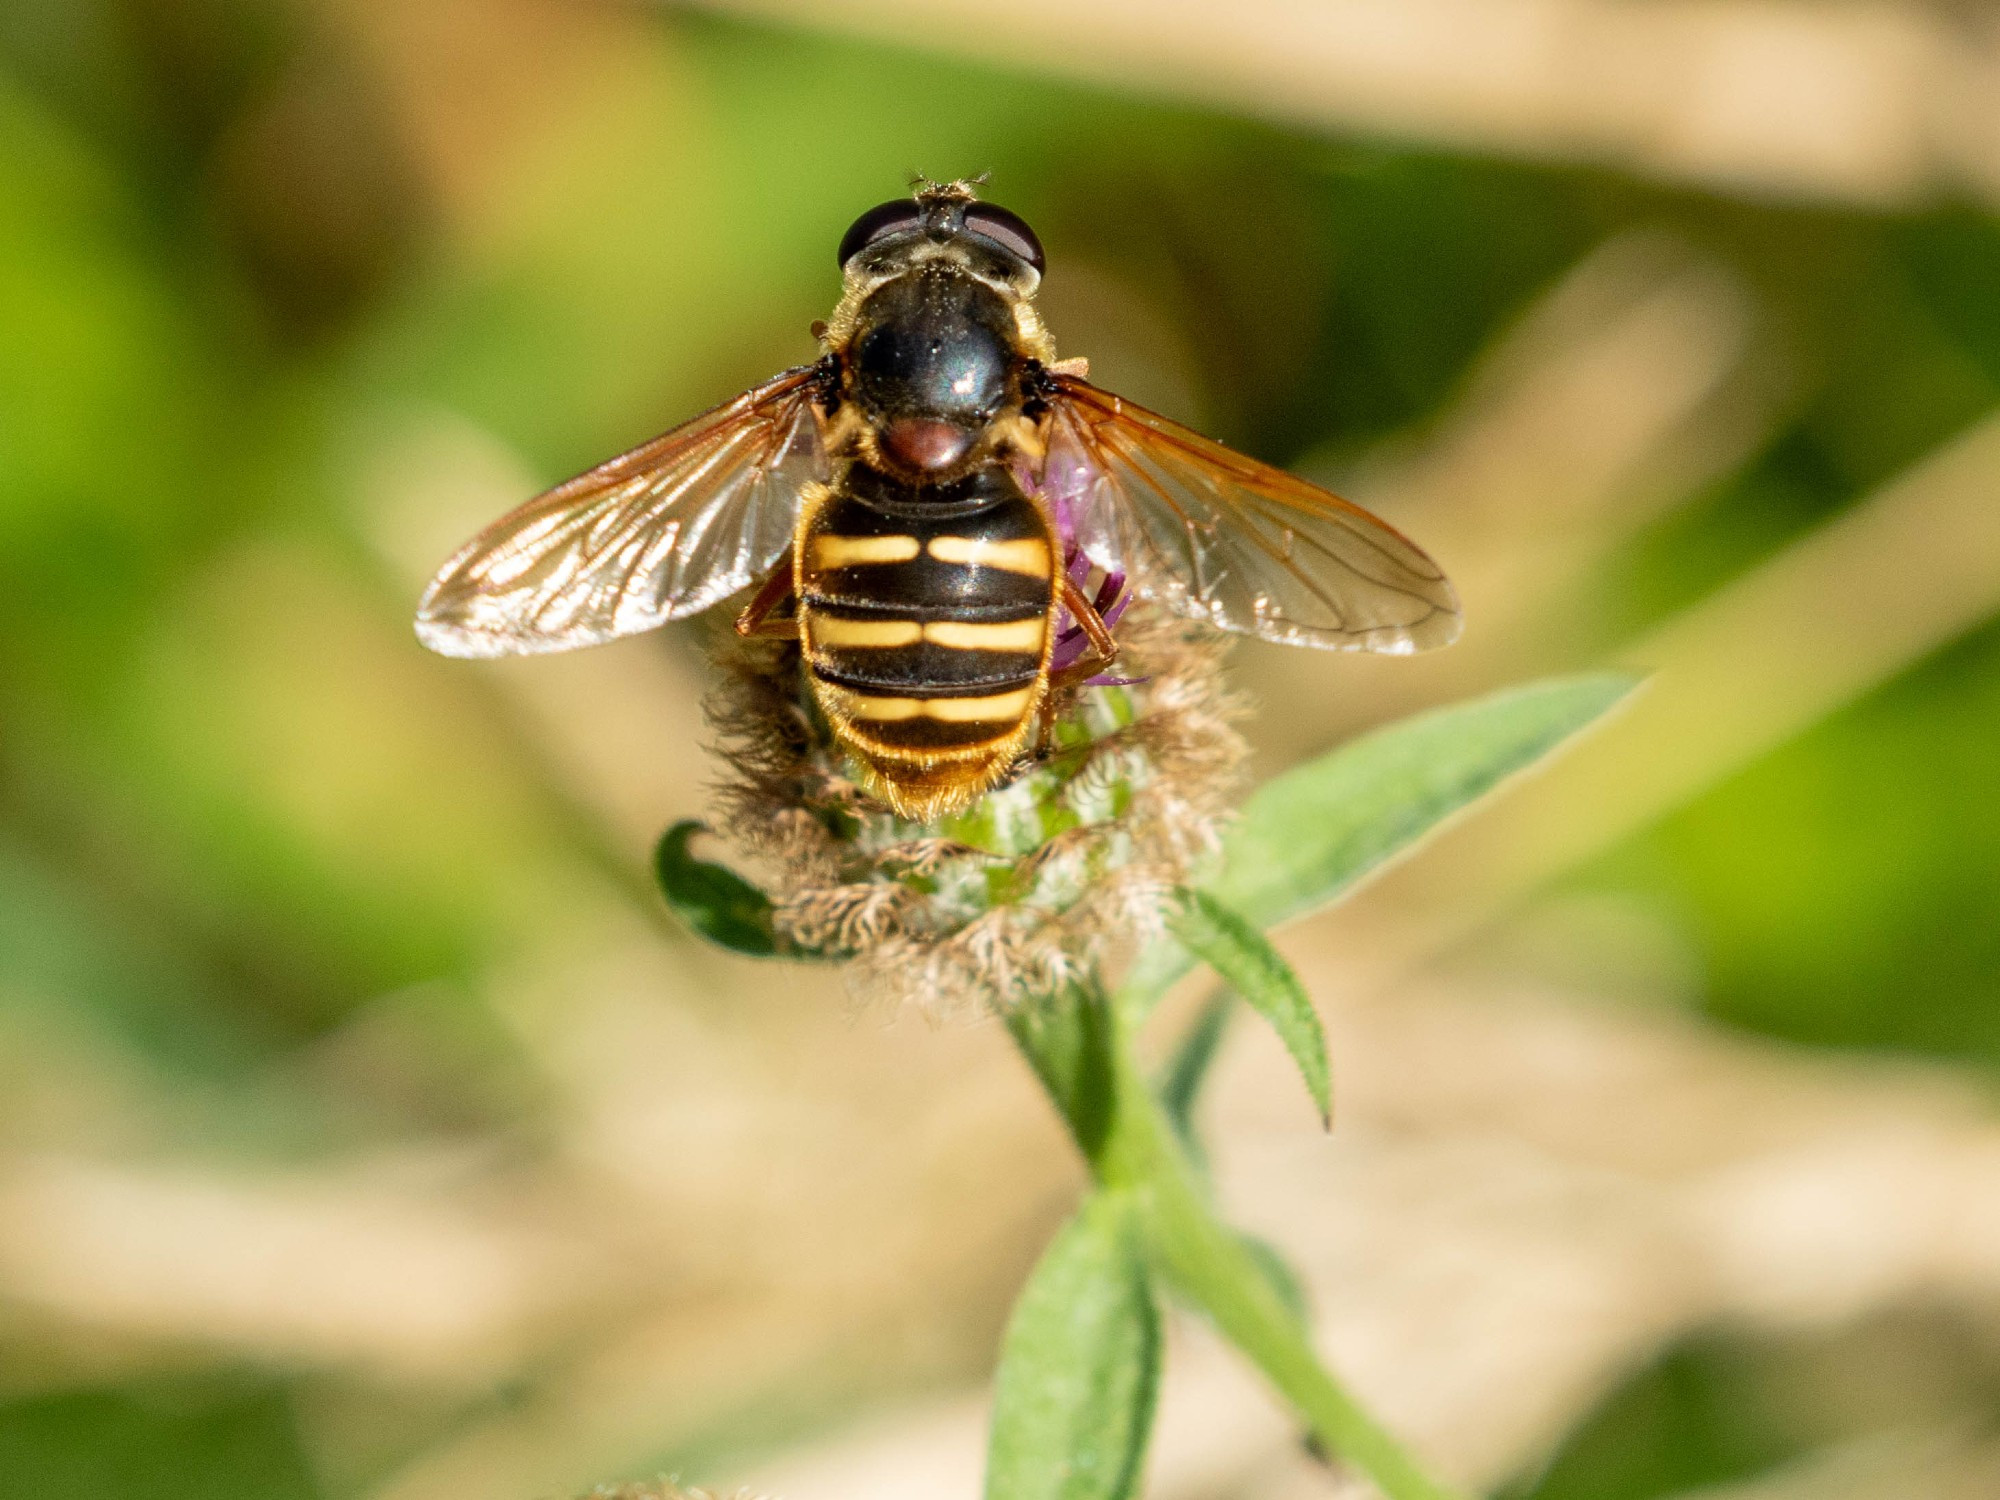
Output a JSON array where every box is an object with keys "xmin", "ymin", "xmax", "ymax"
[{"xmin": 703, "ymin": 609, "xmax": 1245, "ymax": 1013}]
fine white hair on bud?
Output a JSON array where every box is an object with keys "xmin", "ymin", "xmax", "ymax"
[{"xmin": 703, "ymin": 608, "xmax": 1246, "ymax": 1015}]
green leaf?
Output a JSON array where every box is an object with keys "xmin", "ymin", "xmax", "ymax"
[
  {"xmin": 1122, "ymin": 673, "xmax": 1639, "ymax": 1009},
  {"xmin": 986, "ymin": 1193, "xmax": 1162, "ymax": 1500},
  {"xmin": 1155, "ymin": 990, "xmax": 1234, "ymax": 1161},
  {"xmin": 1171, "ymin": 891, "xmax": 1330, "ymax": 1127},
  {"xmin": 1218, "ymin": 672, "xmax": 1638, "ymax": 925},
  {"xmin": 652, "ymin": 821, "xmax": 783, "ymax": 958}
]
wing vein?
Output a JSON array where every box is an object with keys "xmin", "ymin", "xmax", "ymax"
[
  {"xmin": 415, "ymin": 366, "xmax": 824, "ymax": 657},
  {"xmin": 1045, "ymin": 374, "xmax": 1459, "ymax": 652}
]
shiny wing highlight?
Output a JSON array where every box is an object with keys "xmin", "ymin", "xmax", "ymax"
[
  {"xmin": 416, "ymin": 366, "xmax": 826, "ymax": 658},
  {"xmin": 1041, "ymin": 375, "xmax": 1460, "ymax": 653}
]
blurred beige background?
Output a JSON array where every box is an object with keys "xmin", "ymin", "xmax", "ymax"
[{"xmin": 3, "ymin": 2, "xmax": 2000, "ymax": 1497}]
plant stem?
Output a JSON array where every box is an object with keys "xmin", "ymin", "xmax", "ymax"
[{"xmin": 1012, "ymin": 987, "xmax": 1463, "ymax": 1500}]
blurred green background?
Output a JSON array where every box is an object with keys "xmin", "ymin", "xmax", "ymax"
[{"xmin": 4, "ymin": 3, "xmax": 2000, "ymax": 1499}]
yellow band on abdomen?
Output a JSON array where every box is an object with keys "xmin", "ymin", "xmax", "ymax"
[
  {"xmin": 811, "ymin": 534, "xmax": 922, "ymax": 569},
  {"xmin": 832, "ymin": 685, "xmax": 1038, "ymax": 723},
  {"xmin": 923, "ymin": 618, "xmax": 1047, "ymax": 651},
  {"xmin": 926, "ymin": 535, "xmax": 1050, "ymax": 576},
  {"xmin": 919, "ymin": 687, "xmax": 1037, "ymax": 722},
  {"xmin": 808, "ymin": 616, "xmax": 924, "ymax": 649}
]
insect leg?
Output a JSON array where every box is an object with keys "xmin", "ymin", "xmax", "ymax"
[
  {"xmin": 733, "ymin": 556, "xmax": 801, "ymax": 640},
  {"xmin": 1047, "ymin": 573, "xmax": 1119, "ymax": 691}
]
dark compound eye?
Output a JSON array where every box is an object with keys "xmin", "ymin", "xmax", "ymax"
[
  {"xmin": 838, "ymin": 200, "xmax": 924, "ymax": 267},
  {"xmin": 963, "ymin": 203, "xmax": 1044, "ymax": 274}
]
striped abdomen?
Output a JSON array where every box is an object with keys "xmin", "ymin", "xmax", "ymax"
[{"xmin": 796, "ymin": 464, "xmax": 1057, "ymax": 819}]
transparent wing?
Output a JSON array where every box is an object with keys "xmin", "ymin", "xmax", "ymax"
[
  {"xmin": 415, "ymin": 366, "xmax": 826, "ymax": 658},
  {"xmin": 1041, "ymin": 375, "xmax": 1459, "ymax": 653}
]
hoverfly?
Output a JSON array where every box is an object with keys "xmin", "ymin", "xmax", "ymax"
[{"xmin": 416, "ymin": 179, "xmax": 1459, "ymax": 819}]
